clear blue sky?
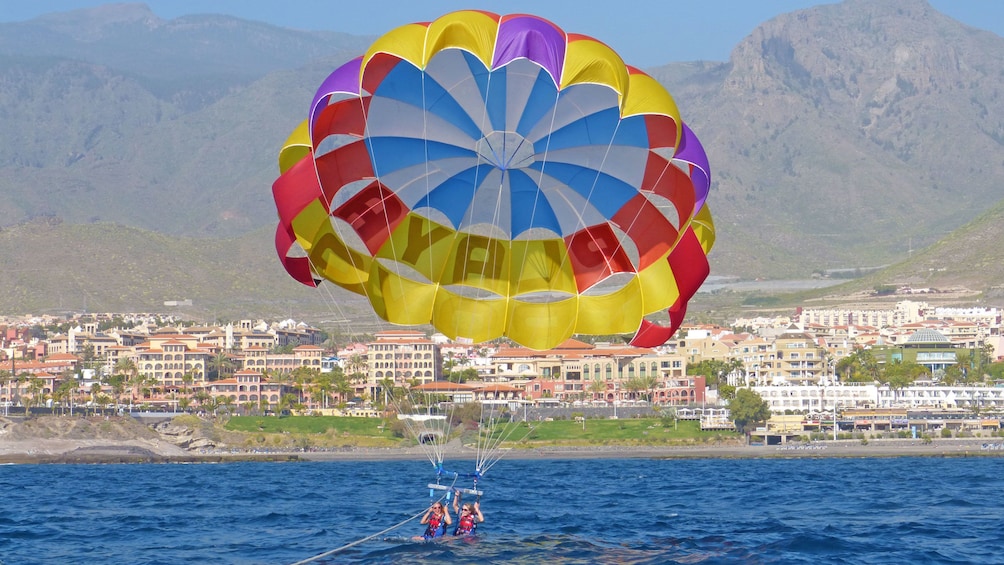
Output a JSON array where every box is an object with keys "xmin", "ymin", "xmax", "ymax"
[{"xmin": 3, "ymin": 1, "xmax": 1001, "ymax": 67}]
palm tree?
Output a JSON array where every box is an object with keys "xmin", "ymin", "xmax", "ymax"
[
  {"xmin": 115, "ymin": 357, "xmax": 138, "ymax": 382},
  {"xmin": 207, "ymin": 351, "xmax": 234, "ymax": 382},
  {"xmin": 334, "ymin": 373, "xmax": 353, "ymax": 407},
  {"xmin": 377, "ymin": 377, "xmax": 396, "ymax": 410},
  {"xmin": 193, "ymin": 390, "xmax": 211, "ymax": 411},
  {"xmin": 89, "ymin": 382, "xmax": 103, "ymax": 415},
  {"xmin": 0, "ymin": 369, "xmax": 12, "ymax": 410},
  {"xmin": 836, "ymin": 349, "xmax": 880, "ymax": 383},
  {"xmin": 106, "ymin": 373, "xmax": 128, "ymax": 410},
  {"xmin": 289, "ymin": 366, "xmax": 317, "ymax": 406},
  {"xmin": 181, "ymin": 371, "xmax": 194, "ymax": 395},
  {"xmin": 588, "ymin": 378, "xmax": 607, "ymax": 401},
  {"xmin": 639, "ymin": 374, "xmax": 659, "ymax": 403},
  {"xmin": 624, "ymin": 377, "xmax": 646, "ymax": 401},
  {"xmin": 220, "ymin": 395, "xmax": 236, "ymax": 419},
  {"xmin": 53, "ymin": 379, "xmax": 77, "ymax": 415},
  {"xmin": 26, "ymin": 377, "xmax": 46, "ymax": 414},
  {"xmin": 310, "ymin": 371, "xmax": 334, "ymax": 409},
  {"xmin": 725, "ymin": 357, "xmax": 745, "ymax": 385},
  {"xmin": 114, "ymin": 358, "xmax": 140, "ymax": 407},
  {"xmin": 95, "ymin": 393, "xmax": 113, "ymax": 414},
  {"xmin": 881, "ymin": 361, "xmax": 927, "ymax": 406},
  {"xmin": 277, "ymin": 392, "xmax": 299, "ymax": 415}
]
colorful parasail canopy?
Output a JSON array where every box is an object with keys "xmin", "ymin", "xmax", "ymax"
[{"xmin": 271, "ymin": 10, "xmax": 714, "ymax": 350}]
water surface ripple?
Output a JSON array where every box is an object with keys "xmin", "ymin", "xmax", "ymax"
[{"xmin": 2, "ymin": 457, "xmax": 1002, "ymax": 564}]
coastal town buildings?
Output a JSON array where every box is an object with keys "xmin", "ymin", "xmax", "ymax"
[{"xmin": 0, "ymin": 299, "xmax": 1002, "ymax": 419}]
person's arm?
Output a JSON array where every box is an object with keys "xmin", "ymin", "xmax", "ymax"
[
  {"xmin": 420, "ymin": 505, "xmax": 433, "ymax": 524},
  {"xmin": 452, "ymin": 492, "xmax": 461, "ymax": 513},
  {"xmin": 443, "ymin": 505, "xmax": 452, "ymax": 525},
  {"xmin": 473, "ymin": 501, "xmax": 484, "ymax": 522}
]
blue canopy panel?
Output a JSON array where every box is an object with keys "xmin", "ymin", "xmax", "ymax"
[
  {"xmin": 366, "ymin": 136, "xmax": 476, "ymax": 178},
  {"xmin": 371, "ymin": 58, "xmax": 484, "ymax": 141},
  {"xmin": 417, "ymin": 164, "xmax": 497, "ymax": 228},
  {"xmin": 510, "ymin": 63, "xmax": 560, "ymax": 137},
  {"xmin": 508, "ymin": 168, "xmax": 561, "ymax": 236},
  {"xmin": 460, "ymin": 50, "xmax": 507, "ymax": 133},
  {"xmin": 524, "ymin": 82, "xmax": 621, "ymax": 144},
  {"xmin": 424, "ymin": 50, "xmax": 560, "ymax": 142},
  {"xmin": 527, "ymin": 160, "xmax": 636, "ymax": 220},
  {"xmin": 536, "ymin": 107, "xmax": 648, "ymax": 153}
]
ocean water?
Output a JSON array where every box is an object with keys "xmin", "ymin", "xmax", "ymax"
[{"xmin": 2, "ymin": 456, "xmax": 1003, "ymax": 564}]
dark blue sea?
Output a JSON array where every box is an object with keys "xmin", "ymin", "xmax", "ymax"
[{"xmin": 2, "ymin": 456, "xmax": 1003, "ymax": 564}]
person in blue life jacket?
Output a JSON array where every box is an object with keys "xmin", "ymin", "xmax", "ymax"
[
  {"xmin": 413, "ymin": 501, "xmax": 452, "ymax": 541},
  {"xmin": 451, "ymin": 490, "xmax": 484, "ymax": 536}
]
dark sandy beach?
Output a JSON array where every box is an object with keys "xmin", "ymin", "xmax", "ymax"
[{"xmin": 3, "ymin": 435, "xmax": 1002, "ymax": 464}]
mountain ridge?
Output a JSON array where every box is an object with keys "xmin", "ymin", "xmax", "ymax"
[{"xmin": 1, "ymin": 0, "xmax": 1002, "ymax": 320}]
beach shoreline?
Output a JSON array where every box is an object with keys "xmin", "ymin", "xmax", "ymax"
[{"xmin": 3, "ymin": 435, "xmax": 1003, "ymax": 464}]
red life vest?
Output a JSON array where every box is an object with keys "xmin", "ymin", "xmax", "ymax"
[
  {"xmin": 423, "ymin": 512, "xmax": 446, "ymax": 539},
  {"xmin": 454, "ymin": 512, "xmax": 477, "ymax": 535}
]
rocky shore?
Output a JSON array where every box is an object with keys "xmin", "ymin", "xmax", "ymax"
[{"xmin": 2, "ymin": 415, "xmax": 1002, "ymax": 464}]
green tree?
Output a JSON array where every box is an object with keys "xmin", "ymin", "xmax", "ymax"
[
  {"xmin": 332, "ymin": 372, "xmax": 353, "ymax": 406},
  {"xmin": 728, "ymin": 388, "xmax": 771, "ymax": 443},
  {"xmin": 588, "ymin": 378, "xmax": 607, "ymax": 401},
  {"xmin": 207, "ymin": 351, "xmax": 234, "ymax": 381},
  {"xmin": 311, "ymin": 371, "xmax": 334, "ymax": 408},
  {"xmin": 881, "ymin": 361, "xmax": 927, "ymax": 404},
  {"xmin": 639, "ymin": 374, "xmax": 659, "ymax": 402},
  {"xmin": 114, "ymin": 357, "xmax": 138, "ymax": 383},
  {"xmin": 95, "ymin": 393, "xmax": 113, "ymax": 413},
  {"xmin": 687, "ymin": 359, "xmax": 731, "ymax": 388},
  {"xmin": 53, "ymin": 379, "xmax": 77, "ymax": 415},
  {"xmin": 104, "ymin": 373, "xmax": 129, "ymax": 409},
  {"xmin": 942, "ymin": 364, "xmax": 964, "ymax": 385},
  {"xmin": 718, "ymin": 383, "xmax": 737, "ymax": 401},
  {"xmin": 181, "ymin": 371, "xmax": 194, "ymax": 395},
  {"xmin": 836, "ymin": 349, "xmax": 880, "ymax": 383},
  {"xmin": 219, "ymin": 395, "xmax": 236, "ymax": 419},
  {"xmin": 0, "ymin": 369, "xmax": 11, "ymax": 407},
  {"xmin": 624, "ymin": 377, "xmax": 645, "ymax": 400},
  {"xmin": 80, "ymin": 343, "xmax": 98, "ymax": 372},
  {"xmin": 277, "ymin": 392, "xmax": 299, "ymax": 415},
  {"xmin": 25, "ymin": 377, "xmax": 46, "ymax": 414},
  {"xmin": 986, "ymin": 361, "xmax": 1004, "ymax": 382}
]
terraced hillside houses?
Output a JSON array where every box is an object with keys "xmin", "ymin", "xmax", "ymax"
[{"xmin": 0, "ymin": 298, "xmax": 1001, "ymax": 416}]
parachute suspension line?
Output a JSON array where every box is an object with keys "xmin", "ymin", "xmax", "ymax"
[
  {"xmin": 577, "ymin": 118, "xmax": 630, "ymax": 269},
  {"xmin": 513, "ymin": 87, "xmax": 563, "ymax": 297},
  {"xmin": 286, "ymin": 484, "xmax": 457, "ymax": 565},
  {"xmin": 476, "ymin": 400, "xmax": 509, "ymax": 475},
  {"xmin": 421, "ymin": 63, "xmax": 436, "ymax": 307},
  {"xmin": 615, "ymin": 150, "xmax": 674, "ymax": 270},
  {"xmin": 309, "ymin": 91, "xmax": 385, "ymax": 346},
  {"xmin": 474, "ymin": 400, "xmax": 537, "ymax": 477},
  {"xmin": 477, "ymin": 60, "xmax": 501, "ymax": 335},
  {"xmin": 294, "ymin": 95, "xmax": 360, "ymax": 340},
  {"xmin": 390, "ymin": 386, "xmax": 460, "ymax": 472}
]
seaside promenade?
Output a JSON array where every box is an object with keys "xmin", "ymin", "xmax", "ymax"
[{"xmin": 3, "ymin": 433, "xmax": 1002, "ymax": 464}]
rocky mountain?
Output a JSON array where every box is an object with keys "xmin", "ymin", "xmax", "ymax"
[
  {"xmin": 0, "ymin": 3, "xmax": 370, "ymax": 235},
  {"xmin": 0, "ymin": 0, "xmax": 1002, "ymax": 319},
  {"xmin": 654, "ymin": 0, "xmax": 1004, "ymax": 277}
]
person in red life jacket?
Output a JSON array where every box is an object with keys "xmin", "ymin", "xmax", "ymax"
[
  {"xmin": 413, "ymin": 501, "xmax": 452, "ymax": 541},
  {"xmin": 451, "ymin": 490, "xmax": 484, "ymax": 536}
]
